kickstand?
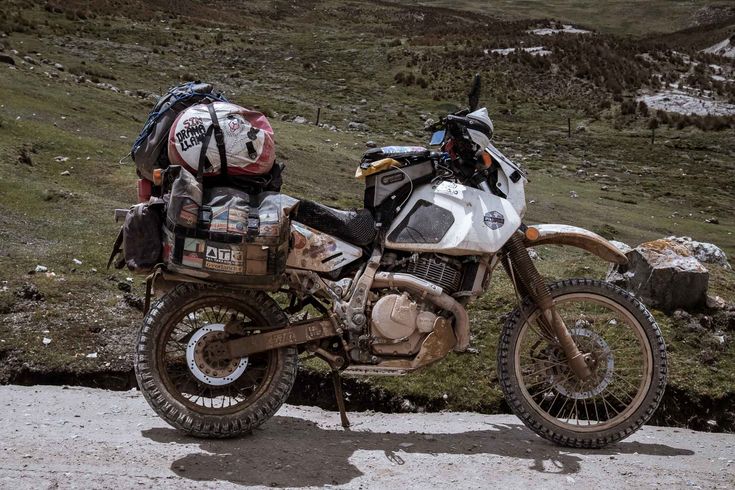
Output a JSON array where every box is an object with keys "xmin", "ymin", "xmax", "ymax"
[{"xmin": 331, "ymin": 370, "xmax": 351, "ymax": 429}]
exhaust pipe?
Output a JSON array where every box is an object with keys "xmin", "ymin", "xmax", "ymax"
[{"xmin": 372, "ymin": 272, "xmax": 470, "ymax": 352}]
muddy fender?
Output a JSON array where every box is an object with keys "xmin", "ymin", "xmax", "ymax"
[{"xmin": 523, "ymin": 224, "xmax": 628, "ymax": 265}]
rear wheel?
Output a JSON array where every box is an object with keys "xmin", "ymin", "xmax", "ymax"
[
  {"xmin": 497, "ymin": 279, "xmax": 667, "ymax": 448},
  {"xmin": 135, "ymin": 282, "xmax": 298, "ymax": 438}
]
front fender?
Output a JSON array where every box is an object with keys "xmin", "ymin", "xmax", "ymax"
[{"xmin": 523, "ymin": 224, "xmax": 628, "ymax": 265}]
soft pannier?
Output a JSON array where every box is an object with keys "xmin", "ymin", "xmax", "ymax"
[
  {"xmin": 109, "ymin": 198, "xmax": 165, "ymax": 272},
  {"xmin": 162, "ymin": 172, "xmax": 296, "ymax": 289}
]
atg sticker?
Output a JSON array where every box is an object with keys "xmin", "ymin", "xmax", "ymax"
[
  {"xmin": 204, "ymin": 244, "xmax": 243, "ymax": 273},
  {"xmin": 483, "ymin": 211, "xmax": 505, "ymax": 230}
]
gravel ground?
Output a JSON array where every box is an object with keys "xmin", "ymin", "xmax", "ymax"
[{"xmin": 0, "ymin": 385, "xmax": 733, "ymax": 489}]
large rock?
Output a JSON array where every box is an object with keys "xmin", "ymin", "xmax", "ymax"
[
  {"xmin": 607, "ymin": 239, "xmax": 709, "ymax": 313},
  {"xmin": 664, "ymin": 236, "xmax": 731, "ymax": 270}
]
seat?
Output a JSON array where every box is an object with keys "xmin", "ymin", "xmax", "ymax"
[
  {"xmin": 293, "ymin": 200, "xmax": 376, "ymax": 247},
  {"xmin": 362, "ymin": 146, "xmax": 430, "ymax": 162}
]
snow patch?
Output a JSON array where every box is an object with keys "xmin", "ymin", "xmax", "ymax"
[
  {"xmin": 703, "ymin": 38, "xmax": 735, "ymax": 59},
  {"xmin": 638, "ymin": 90, "xmax": 735, "ymax": 117},
  {"xmin": 528, "ymin": 24, "xmax": 591, "ymax": 36},
  {"xmin": 486, "ymin": 46, "xmax": 551, "ymax": 57}
]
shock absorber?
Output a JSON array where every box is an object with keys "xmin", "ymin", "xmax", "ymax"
[{"xmin": 504, "ymin": 233, "xmax": 592, "ymax": 380}]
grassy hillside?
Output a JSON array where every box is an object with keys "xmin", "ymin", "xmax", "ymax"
[
  {"xmin": 395, "ymin": 0, "xmax": 730, "ymax": 36},
  {"xmin": 1, "ymin": 0, "xmax": 734, "ymax": 429}
]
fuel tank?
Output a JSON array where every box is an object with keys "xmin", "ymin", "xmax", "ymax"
[
  {"xmin": 384, "ymin": 181, "xmax": 521, "ymax": 255},
  {"xmin": 286, "ymin": 221, "xmax": 363, "ymax": 272}
]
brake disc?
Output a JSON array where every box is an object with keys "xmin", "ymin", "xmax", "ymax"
[
  {"xmin": 549, "ymin": 327, "xmax": 614, "ymax": 400},
  {"xmin": 185, "ymin": 324, "xmax": 249, "ymax": 386}
]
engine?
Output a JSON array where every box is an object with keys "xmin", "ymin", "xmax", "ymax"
[
  {"xmin": 367, "ymin": 253, "xmax": 485, "ymax": 357},
  {"xmin": 369, "ymin": 292, "xmax": 439, "ymax": 356},
  {"xmin": 404, "ymin": 254, "xmax": 462, "ymax": 294}
]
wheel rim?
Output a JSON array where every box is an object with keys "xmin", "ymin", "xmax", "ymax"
[
  {"xmin": 157, "ymin": 299, "xmax": 280, "ymax": 415},
  {"xmin": 513, "ymin": 292, "xmax": 653, "ymax": 432}
]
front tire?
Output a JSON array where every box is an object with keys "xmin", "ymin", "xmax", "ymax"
[
  {"xmin": 134, "ymin": 282, "xmax": 298, "ymax": 438},
  {"xmin": 497, "ymin": 279, "xmax": 667, "ymax": 448}
]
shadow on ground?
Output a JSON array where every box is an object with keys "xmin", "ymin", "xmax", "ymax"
[{"xmin": 142, "ymin": 416, "xmax": 694, "ymax": 487}]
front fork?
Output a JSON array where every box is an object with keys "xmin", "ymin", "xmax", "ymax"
[{"xmin": 503, "ymin": 233, "xmax": 593, "ymax": 380}]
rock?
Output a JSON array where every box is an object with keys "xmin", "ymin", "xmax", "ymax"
[
  {"xmin": 707, "ymin": 295, "xmax": 727, "ymax": 310},
  {"xmin": 18, "ymin": 147, "xmax": 33, "ymax": 166},
  {"xmin": 72, "ymin": 258, "xmax": 82, "ymax": 265},
  {"xmin": 0, "ymin": 53, "xmax": 15, "ymax": 65},
  {"xmin": 527, "ymin": 248, "xmax": 540, "ymax": 260},
  {"xmin": 569, "ymin": 190, "xmax": 578, "ymax": 198},
  {"xmin": 60, "ymin": 170, "xmax": 70, "ymax": 176},
  {"xmin": 705, "ymin": 217, "xmax": 719, "ymax": 224},
  {"xmin": 663, "ymin": 236, "xmax": 731, "ymax": 270},
  {"xmin": 423, "ymin": 118, "xmax": 435, "ymax": 129},
  {"xmin": 53, "ymin": 63, "xmax": 64, "ymax": 71},
  {"xmin": 608, "ymin": 239, "xmax": 709, "ymax": 313},
  {"xmin": 610, "ymin": 240, "xmax": 632, "ymax": 254},
  {"xmin": 117, "ymin": 281, "xmax": 132, "ymax": 293},
  {"xmin": 575, "ymin": 124, "xmax": 587, "ymax": 133},
  {"xmin": 359, "ymin": 98, "xmax": 367, "ymax": 104},
  {"xmin": 34, "ymin": 265, "xmax": 48, "ymax": 273},
  {"xmin": 348, "ymin": 121, "xmax": 369, "ymax": 131},
  {"xmin": 292, "ymin": 116, "xmax": 307, "ymax": 124},
  {"xmin": 42, "ymin": 337, "xmax": 52, "ymax": 346},
  {"xmin": 365, "ymin": 140, "xmax": 377, "ymax": 148},
  {"xmin": 123, "ymin": 293, "xmax": 144, "ymax": 312},
  {"xmin": 673, "ymin": 309, "xmax": 692, "ymax": 322},
  {"xmin": 402, "ymin": 130, "xmax": 414, "ymax": 138},
  {"xmin": 86, "ymin": 352, "xmax": 98, "ymax": 359},
  {"xmin": 16, "ymin": 283, "xmax": 43, "ymax": 301}
]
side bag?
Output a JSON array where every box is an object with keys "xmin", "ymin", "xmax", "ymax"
[{"xmin": 109, "ymin": 199, "xmax": 165, "ymax": 273}]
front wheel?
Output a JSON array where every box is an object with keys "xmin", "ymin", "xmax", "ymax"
[
  {"xmin": 134, "ymin": 283, "xmax": 298, "ymax": 438},
  {"xmin": 497, "ymin": 279, "xmax": 667, "ymax": 448}
]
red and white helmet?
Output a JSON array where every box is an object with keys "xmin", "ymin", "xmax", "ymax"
[{"xmin": 168, "ymin": 101, "xmax": 275, "ymax": 176}]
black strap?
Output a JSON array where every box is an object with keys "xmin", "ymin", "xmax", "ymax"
[
  {"xmin": 207, "ymin": 104, "xmax": 228, "ymax": 177},
  {"xmin": 107, "ymin": 226, "xmax": 125, "ymax": 269},
  {"xmin": 196, "ymin": 124, "xmax": 215, "ymax": 186}
]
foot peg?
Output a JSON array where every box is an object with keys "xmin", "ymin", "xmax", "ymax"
[{"xmin": 331, "ymin": 370, "xmax": 350, "ymax": 428}]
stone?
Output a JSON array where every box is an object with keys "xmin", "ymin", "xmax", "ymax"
[
  {"xmin": 663, "ymin": 236, "xmax": 730, "ymax": 270},
  {"xmin": 607, "ymin": 239, "xmax": 709, "ymax": 313},
  {"xmin": 365, "ymin": 140, "xmax": 377, "ymax": 148},
  {"xmin": 423, "ymin": 118, "xmax": 435, "ymax": 129},
  {"xmin": 348, "ymin": 121, "xmax": 369, "ymax": 131},
  {"xmin": 610, "ymin": 240, "xmax": 632, "ymax": 254},
  {"xmin": 292, "ymin": 116, "xmax": 307, "ymax": 124},
  {"xmin": 0, "ymin": 53, "xmax": 15, "ymax": 65}
]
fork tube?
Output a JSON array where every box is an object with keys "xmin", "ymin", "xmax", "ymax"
[{"xmin": 503, "ymin": 233, "xmax": 592, "ymax": 380}]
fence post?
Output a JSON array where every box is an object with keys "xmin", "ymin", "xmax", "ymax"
[
  {"xmin": 651, "ymin": 127, "xmax": 655, "ymax": 144},
  {"xmin": 567, "ymin": 117, "xmax": 571, "ymax": 137},
  {"xmin": 315, "ymin": 107, "xmax": 321, "ymax": 126}
]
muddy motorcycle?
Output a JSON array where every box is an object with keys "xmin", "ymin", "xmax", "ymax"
[{"xmin": 135, "ymin": 76, "xmax": 667, "ymax": 448}]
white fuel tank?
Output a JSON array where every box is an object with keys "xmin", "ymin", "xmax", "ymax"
[{"xmin": 384, "ymin": 181, "xmax": 521, "ymax": 256}]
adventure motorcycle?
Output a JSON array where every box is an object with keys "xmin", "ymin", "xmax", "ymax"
[{"xmin": 134, "ymin": 76, "xmax": 667, "ymax": 448}]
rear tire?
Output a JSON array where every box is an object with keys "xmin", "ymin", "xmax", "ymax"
[
  {"xmin": 134, "ymin": 282, "xmax": 298, "ymax": 438},
  {"xmin": 497, "ymin": 279, "xmax": 667, "ymax": 448}
]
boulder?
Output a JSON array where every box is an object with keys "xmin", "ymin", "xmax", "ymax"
[
  {"xmin": 607, "ymin": 239, "xmax": 709, "ymax": 313},
  {"xmin": 663, "ymin": 236, "xmax": 730, "ymax": 270}
]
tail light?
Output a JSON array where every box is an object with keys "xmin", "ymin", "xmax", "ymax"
[{"xmin": 137, "ymin": 178, "xmax": 152, "ymax": 203}]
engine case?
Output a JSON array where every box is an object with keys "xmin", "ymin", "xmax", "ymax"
[{"xmin": 370, "ymin": 293, "xmax": 438, "ymax": 356}]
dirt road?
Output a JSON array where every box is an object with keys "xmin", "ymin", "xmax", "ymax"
[{"xmin": 0, "ymin": 385, "xmax": 733, "ymax": 489}]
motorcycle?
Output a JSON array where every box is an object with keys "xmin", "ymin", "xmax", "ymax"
[{"xmin": 134, "ymin": 75, "xmax": 667, "ymax": 448}]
